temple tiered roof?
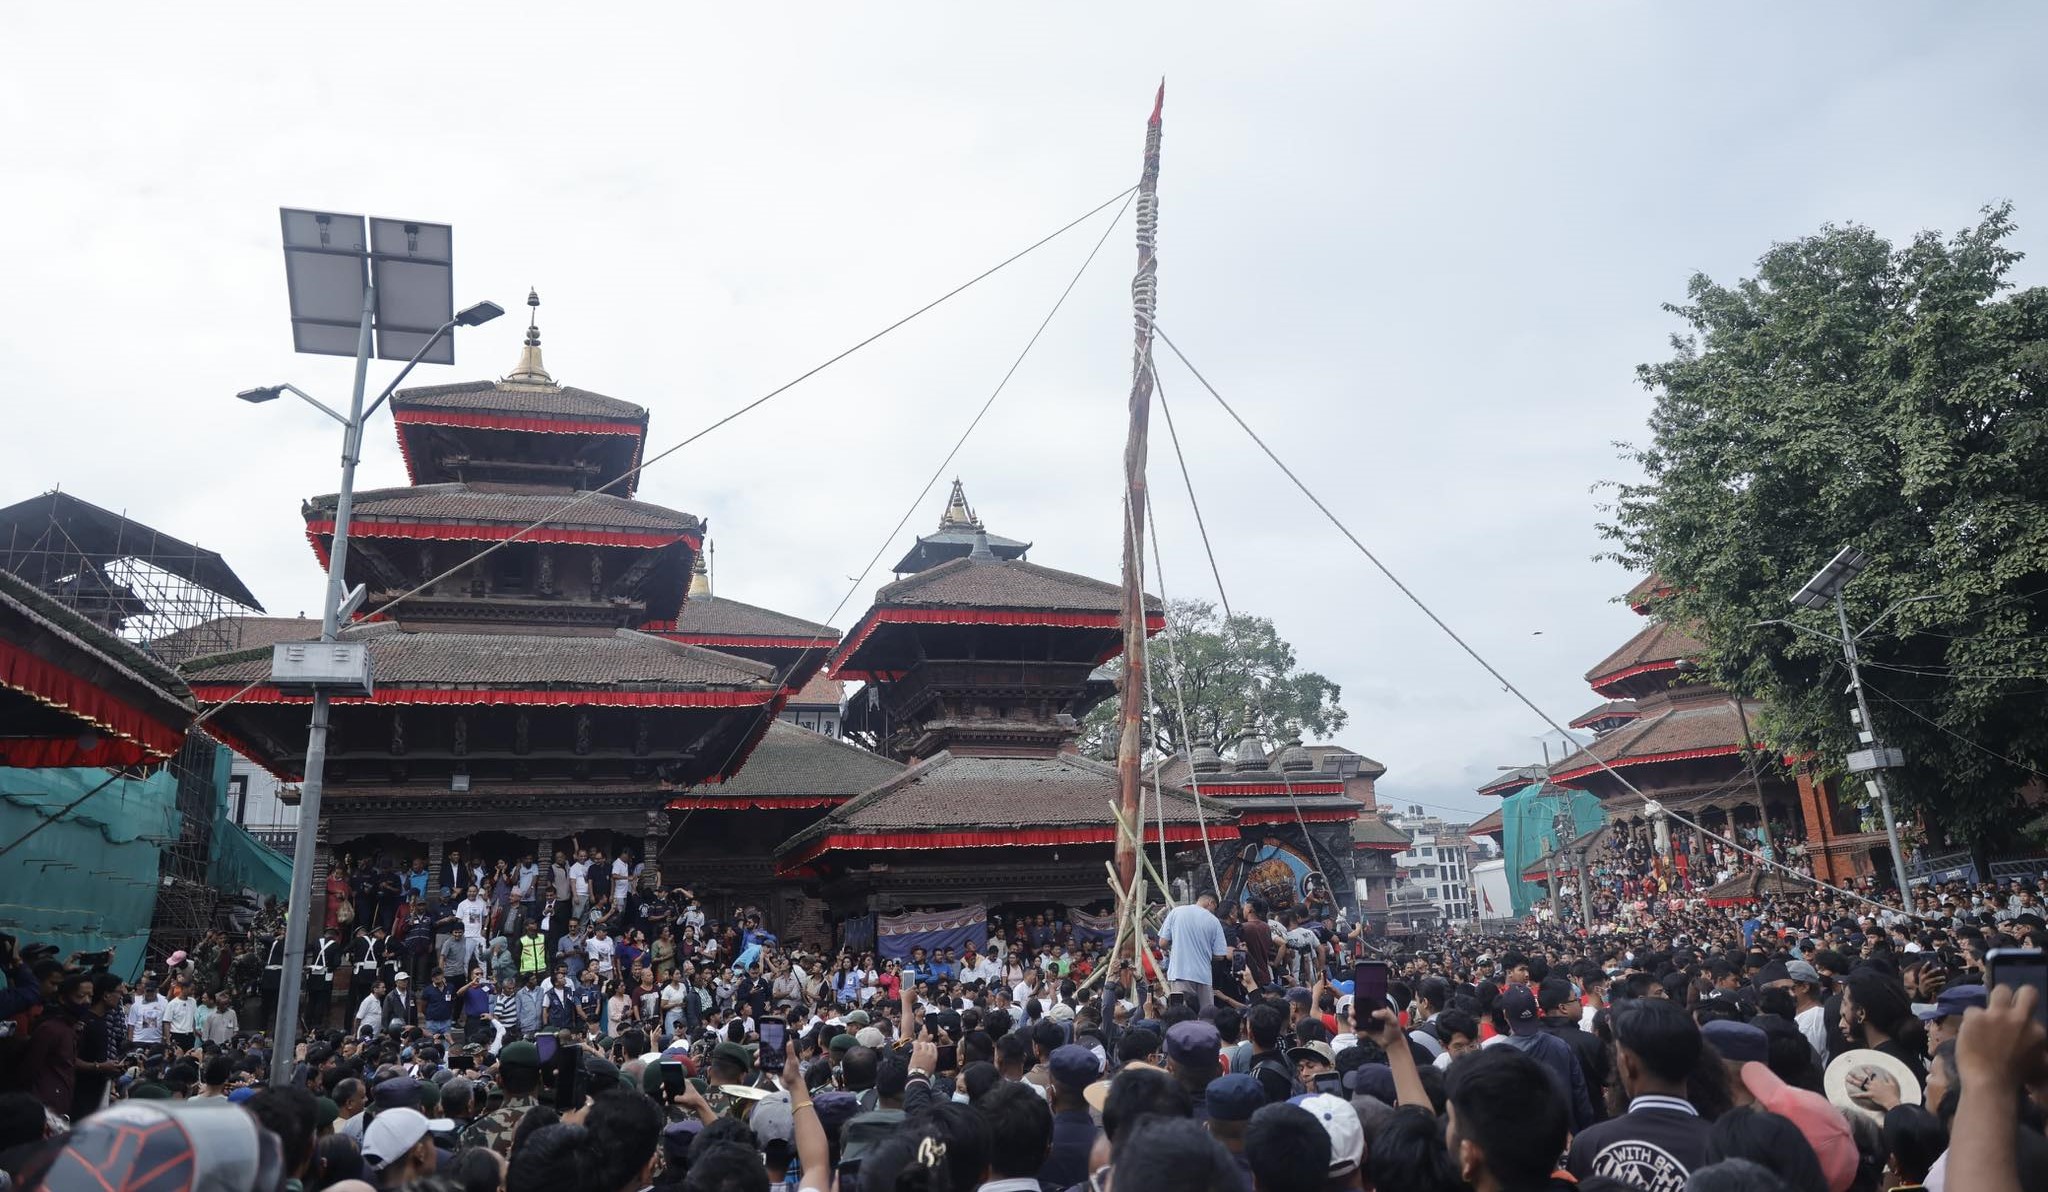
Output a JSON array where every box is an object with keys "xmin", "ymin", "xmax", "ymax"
[
  {"xmin": 1585, "ymin": 619, "xmax": 1707, "ymax": 698},
  {"xmin": 776, "ymin": 751, "xmax": 1228, "ymax": 870},
  {"xmin": 1548, "ymin": 691, "xmax": 1762, "ymax": 785},
  {"xmin": 389, "ymin": 292, "xmax": 649, "ymax": 493},
  {"xmin": 889, "ymin": 480, "xmax": 1030, "ymax": 575}
]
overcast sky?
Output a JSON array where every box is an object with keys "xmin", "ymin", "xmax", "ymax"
[{"xmin": 7, "ymin": 4, "xmax": 2048, "ymax": 823}]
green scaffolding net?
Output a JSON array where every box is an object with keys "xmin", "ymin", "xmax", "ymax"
[
  {"xmin": 0, "ymin": 766, "xmax": 179, "ymax": 980},
  {"xmin": 1499, "ymin": 782, "xmax": 1605, "ymax": 918}
]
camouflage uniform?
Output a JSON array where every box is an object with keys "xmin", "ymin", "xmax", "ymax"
[{"xmin": 460, "ymin": 1094, "xmax": 538, "ymax": 1157}]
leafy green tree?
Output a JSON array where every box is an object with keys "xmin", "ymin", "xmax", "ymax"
[
  {"xmin": 1081, "ymin": 597, "xmax": 1347, "ymax": 758},
  {"xmin": 1603, "ymin": 205, "xmax": 2048, "ymax": 863}
]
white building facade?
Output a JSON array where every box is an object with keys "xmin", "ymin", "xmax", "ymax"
[{"xmin": 1385, "ymin": 805, "xmax": 1490, "ymax": 925}]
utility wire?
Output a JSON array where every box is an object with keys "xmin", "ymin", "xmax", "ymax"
[
  {"xmin": 1148, "ymin": 321, "xmax": 1904, "ymax": 919},
  {"xmin": 1861, "ymin": 678, "xmax": 2048, "ymax": 783},
  {"xmin": 670, "ymin": 185, "xmax": 1139, "ymax": 844},
  {"xmin": 1147, "ymin": 354, "xmax": 1339, "ymax": 904}
]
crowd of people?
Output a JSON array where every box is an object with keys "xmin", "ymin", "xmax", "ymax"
[{"xmin": 3, "ymin": 857, "xmax": 2048, "ymax": 1192}]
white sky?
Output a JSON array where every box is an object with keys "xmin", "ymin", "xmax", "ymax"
[{"xmin": 6, "ymin": 4, "xmax": 2047, "ymax": 823}]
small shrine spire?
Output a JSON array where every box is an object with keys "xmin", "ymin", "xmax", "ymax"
[
  {"xmin": 968, "ymin": 527, "xmax": 995, "ymax": 561},
  {"xmin": 689, "ymin": 541, "xmax": 711, "ymax": 597},
  {"xmin": 938, "ymin": 479, "xmax": 981, "ymax": 532},
  {"xmin": 505, "ymin": 287, "xmax": 553, "ymax": 385}
]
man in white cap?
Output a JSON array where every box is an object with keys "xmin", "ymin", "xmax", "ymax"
[
  {"xmin": 1294, "ymin": 1091, "xmax": 1366, "ymax": 1189},
  {"xmin": 362, "ymin": 1106, "xmax": 450, "ymax": 1186}
]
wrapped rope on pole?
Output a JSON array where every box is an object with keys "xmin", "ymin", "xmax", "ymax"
[{"xmin": 1114, "ymin": 81, "xmax": 1166, "ymax": 906}]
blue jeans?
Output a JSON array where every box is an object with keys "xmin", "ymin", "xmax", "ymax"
[{"xmin": 426, "ymin": 1018, "xmax": 451, "ymax": 1037}]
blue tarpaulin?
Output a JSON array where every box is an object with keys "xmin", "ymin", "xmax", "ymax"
[{"xmin": 876, "ymin": 906, "xmax": 987, "ymax": 961}]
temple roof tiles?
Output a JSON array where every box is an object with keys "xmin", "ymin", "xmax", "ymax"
[
  {"xmin": 181, "ymin": 624, "xmax": 774, "ymax": 690},
  {"xmin": 304, "ymin": 483, "xmax": 698, "ymax": 535}
]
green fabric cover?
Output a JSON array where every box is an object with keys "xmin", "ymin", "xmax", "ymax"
[{"xmin": 1499, "ymin": 782, "xmax": 1605, "ymax": 918}]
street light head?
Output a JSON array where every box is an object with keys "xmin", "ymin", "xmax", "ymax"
[
  {"xmin": 237, "ymin": 385, "xmax": 285, "ymax": 404},
  {"xmin": 455, "ymin": 300, "xmax": 504, "ymax": 328},
  {"xmin": 1790, "ymin": 546, "xmax": 1869, "ymax": 610}
]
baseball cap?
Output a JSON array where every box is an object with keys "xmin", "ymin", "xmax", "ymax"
[
  {"xmin": 1785, "ymin": 960, "xmax": 1823, "ymax": 986},
  {"xmin": 1286, "ymin": 1040, "xmax": 1336, "ymax": 1069},
  {"xmin": 370, "ymin": 1076, "xmax": 423, "ymax": 1110},
  {"xmin": 1048, "ymin": 1044, "xmax": 1101, "ymax": 1091},
  {"xmin": 749, "ymin": 1093, "xmax": 796, "ymax": 1145},
  {"xmin": 1165, "ymin": 1020, "xmax": 1221, "ymax": 1067},
  {"xmin": 1501, "ymin": 988, "xmax": 1542, "ymax": 1036},
  {"xmin": 1205, "ymin": 1073, "xmax": 1263, "ymax": 1123},
  {"xmin": 1292, "ymin": 1092, "xmax": 1365, "ymax": 1177},
  {"xmin": 362, "ymin": 1107, "xmax": 454, "ymax": 1170},
  {"xmin": 1916, "ymin": 984, "xmax": 1987, "ymax": 1022},
  {"xmin": 1702, "ymin": 1020, "xmax": 1769, "ymax": 1064},
  {"xmin": 855, "ymin": 1027, "xmax": 887, "ymax": 1049},
  {"xmin": 842, "ymin": 1010, "xmax": 871, "ymax": 1027},
  {"xmin": 1046, "ymin": 1002, "xmax": 1075, "ymax": 1023},
  {"xmin": 1741, "ymin": 1062, "xmax": 1856, "ymax": 1192}
]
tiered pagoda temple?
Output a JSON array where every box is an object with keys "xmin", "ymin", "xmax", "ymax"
[
  {"xmin": 777, "ymin": 516, "xmax": 1217, "ymax": 913},
  {"xmin": 182, "ymin": 297, "xmax": 808, "ymax": 913},
  {"xmin": 180, "ymin": 305, "xmax": 1391, "ymax": 939},
  {"xmin": 1540, "ymin": 576, "xmax": 1882, "ymax": 884}
]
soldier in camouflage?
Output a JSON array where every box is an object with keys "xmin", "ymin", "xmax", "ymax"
[{"xmin": 460, "ymin": 1038, "xmax": 544, "ymax": 1156}]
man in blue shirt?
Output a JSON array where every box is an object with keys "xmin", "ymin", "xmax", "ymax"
[
  {"xmin": 570, "ymin": 968, "xmax": 603, "ymax": 1033},
  {"xmin": 1158, "ymin": 893, "xmax": 1229, "ymax": 1012},
  {"xmin": 929, "ymin": 947, "xmax": 957, "ymax": 982},
  {"xmin": 908, "ymin": 947, "xmax": 936, "ymax": 987}
]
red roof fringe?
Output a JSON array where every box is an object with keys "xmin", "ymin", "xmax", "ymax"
[
  {"xmin": 781, "ymin": 821, "xmax": 1229, "ymax": 872},
  {"xmin": 832, "ymin": 608, "xmax": 1163, "ymax": 680},
  {"xmin": 1589, "ymin": 658, "xmax": 1685, "ymax": 697},
  {"xmin": 0, "ymin": 638, "xmax": 187, "ymax": 766},
  {"xmin": 187, "ymin": 684, "xmax": 775, "ymax": 709},
  {"xmin": 1550, "ymin": 743, "xmax": 1753, "ymax": 785},
  {"xmin": 307, "ymin": 522, "xmax": 698, "ymax": 568}
]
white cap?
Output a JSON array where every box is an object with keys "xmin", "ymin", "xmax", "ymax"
[
  {"xmin": 361, "ymin": 1108, "xmax": 452, "ymax": 1170},
  {"xmin": 1294, "ymin": 1093, "xmax": 1364, "ymax": 1176}
]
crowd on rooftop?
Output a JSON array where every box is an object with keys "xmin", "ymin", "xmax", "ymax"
[{"xmin": 4, "ymin": 846, "xmax": 2048, "ymax": 1192}]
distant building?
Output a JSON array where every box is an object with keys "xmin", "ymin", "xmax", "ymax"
[{"xmin": 1385, "ymin": 806, "xmax": 1481, "ymax": 924}]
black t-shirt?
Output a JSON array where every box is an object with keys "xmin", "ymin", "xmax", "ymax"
[{"xmin": 1566, "ymin": 1099, "xmax": 1712, "ymax": 1192}]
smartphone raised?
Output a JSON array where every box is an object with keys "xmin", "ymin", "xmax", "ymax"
[
  {"xmin": 758, "ymin": 1016, "xmax": 788, "ymax": 1071},
  {"xmin": 661, "ymin": 1059, "xmax": 687, "ymax": 1097},
  {"xmin": 1353, "ymin": 960, "xmax": 1390, "ymax": 1013},
  {"xmin": 1987, "ymin": 948, "xmax": 2048, "ymax": 1028}
]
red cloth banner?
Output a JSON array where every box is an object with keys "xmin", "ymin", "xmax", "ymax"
[
  {"xmin": 393, "ymin": 409, "xmax": 643, "ymax": 436},
  {"xmin": 1589, "ymin": 659, "xmax": 1684, "ymax": 696},
  {"xmin": 781, "ymin": 821, "xmax": 1234, "ymax": 870},
  {"xmin": 646, "ymin": 630, "xmax": 840, "ymax": 650},
  {"xmin": 1198, "ymin": 782, "xmax": 1346, "ymax": 798},
  {"xmin": 1550, "ymin": 743, "xmax": 1749, "ymax": 785},
  {"xmin": 0, "ymin": 638, "xmax": 188, "ymax": 765},
  {"xmin": 1237, "ymin": 808, "xmax": 1359, "ymax": 826},
  {"xmin": 308, "ymin": 522, "xmax": 698, "ymax": 566},
  {"xmin": 664, "ymin": 795, "xmax": 847, "ymax": 810},
  {"xmin": 188, "ymin": 683, "xmax": 775, "ymax": 709}
]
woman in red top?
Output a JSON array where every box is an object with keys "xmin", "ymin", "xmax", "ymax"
[{"xmin": 877, "ymin": 959, "xmax": 901, "ymax": 1003}]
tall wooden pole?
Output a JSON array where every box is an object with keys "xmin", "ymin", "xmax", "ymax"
[{"xmin": 1114, "ymin": 83, "xmax": 1165, "ymax": 903}]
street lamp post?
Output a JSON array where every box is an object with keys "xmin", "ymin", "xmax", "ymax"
[
  {"xmin": 1787, "ymin": 546, "xmax": 1921, "ymax": 902},
  {"xmin": 254, "ymin": 209, "xmax": 498, "ymax": 1084}
]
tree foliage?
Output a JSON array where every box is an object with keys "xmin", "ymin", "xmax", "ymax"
[
  {"xmin": 1080, "ymin": 597, "xmax": 1348, "ymax": 758},
  {"xmin": 1602, "ymin": 205, "xmax": 2048, "ymax": 851}
]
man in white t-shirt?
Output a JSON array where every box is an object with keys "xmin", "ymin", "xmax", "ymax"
[
  {"xmin": 567, "ymin": 851, "xmax": 592, "ymax": 918},
  {"xmin": 127, "ymin": 982, "xmax": 167, "ymax": 1053},
  {"xmin": 455, "ymin": 885, "xmax": 491, "ymax": 972},
  {"xmin": 163, "ymin": 982, "xmax": 199, "ymax": 1049},
  {"xmin": 612, "ymin": 850, "xmax": 634, "ymax": 904},
  {"xmin": 355, "ymin": 979, "xmax": 387, "ymax": 1036},
  {"xmin": 585, "ymin": 925, "xmax": 617, "ymax": 979}
]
